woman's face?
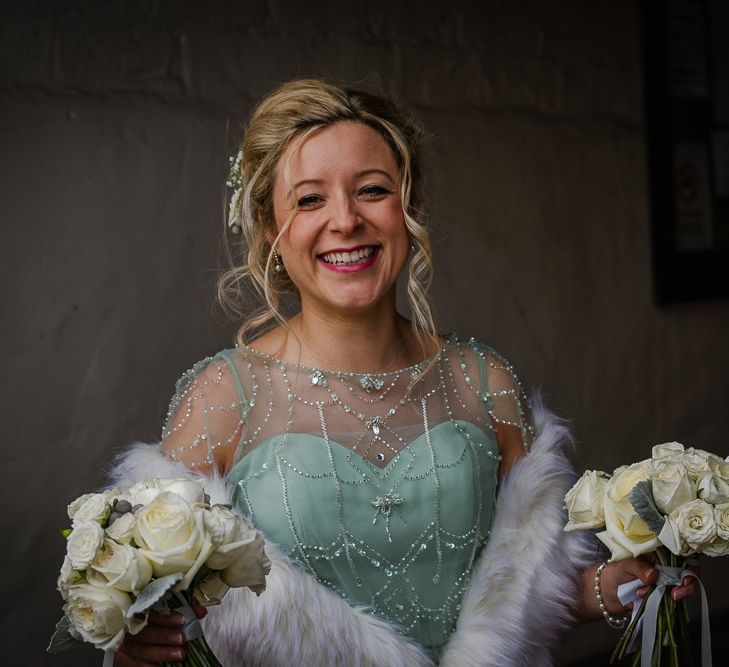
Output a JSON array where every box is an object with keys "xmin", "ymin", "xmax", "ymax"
[{"xmin": 271, "ymin": 120, "xmax": 409, "ymax": 319}]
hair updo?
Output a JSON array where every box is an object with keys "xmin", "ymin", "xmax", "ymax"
[{"xmin": 218, "ymin": 78, "xmax": 438, "ymax": 355}]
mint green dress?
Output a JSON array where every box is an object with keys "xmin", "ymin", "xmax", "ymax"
[{"xmin": 162, "ymin": 336, "xmax": 532, "ymax": 660}]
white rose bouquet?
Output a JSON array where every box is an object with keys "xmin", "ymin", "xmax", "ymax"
[
  {"xmin": 564, "ymin": 442, "xmax": 727, "ymax": 666},
  {"xmin": 48, "ymin": 478, "xmax": 271, "ymax": 666}
]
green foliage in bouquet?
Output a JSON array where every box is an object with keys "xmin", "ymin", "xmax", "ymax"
[{"xmin": 629, "ymin": 481, "xmax": 666, "ymax": 536}]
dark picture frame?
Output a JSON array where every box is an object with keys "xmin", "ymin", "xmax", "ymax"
[{"xmin": 642, "ymin": 0, "xmax": 729, "ymax": 302}]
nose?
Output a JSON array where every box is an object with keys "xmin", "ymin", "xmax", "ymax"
[{"xmin": 328, "ymin": 194, "xmax": 361, "ymax": 235}]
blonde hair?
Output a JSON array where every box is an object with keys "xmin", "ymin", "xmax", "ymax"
[{"xmin": 218, "ymin": 79, "xmax": 438, "ymax": 358}]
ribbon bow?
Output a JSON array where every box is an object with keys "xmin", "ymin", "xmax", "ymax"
[{"xmin": 617, "ymin": 564, "xmax": 711, "ymax": 666}]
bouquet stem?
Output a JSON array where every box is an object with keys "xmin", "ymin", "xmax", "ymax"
[
  {"xmin": 609, "ymin": 549, "xmax": 697, "ymax": 666},
  {"xmin": 610, "ymin": 593, "xmax": 649, "ymax": 663}
]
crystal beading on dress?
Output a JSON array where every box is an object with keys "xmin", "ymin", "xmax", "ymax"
[{"xmin": 161, "ymin": 335, "xmax": 534, "ymax": 658}]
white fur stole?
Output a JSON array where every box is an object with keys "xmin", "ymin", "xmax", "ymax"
[{"xmin": 108, "ymin": 404, "xmax": 595, "ymax": 666}]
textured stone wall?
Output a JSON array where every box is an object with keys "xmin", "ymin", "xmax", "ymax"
[{"xmin": 2, "ymin": 2, "xmax": 728, "ymax": 665}]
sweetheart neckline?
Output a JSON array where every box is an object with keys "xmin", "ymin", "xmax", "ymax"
[{"xmin": 230, "ymin": 420, "xmax": 498, "ymax": 474}]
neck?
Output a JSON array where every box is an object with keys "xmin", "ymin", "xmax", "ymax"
[{"xmin": 282, "ymin": 300, "xmax": 420, "ymax": 373}]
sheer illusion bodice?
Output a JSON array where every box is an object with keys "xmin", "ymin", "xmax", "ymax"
[{"xmin": 161, "ymin": 335, "xmax": 533, "ymax": 659}]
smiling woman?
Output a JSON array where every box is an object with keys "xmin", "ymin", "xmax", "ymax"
[
  {"xmin": 220, "ymin": 80, "xmax": 438, "ymax": 373},
  {"xmin": 269, "ymin": 121, "xmax": 410, "ymax": 326},
  {"xmin": 106, "ymin": 80, "xmax": 690, "ymax": 667}
]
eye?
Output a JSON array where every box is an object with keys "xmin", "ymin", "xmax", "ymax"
[
  {"xmin": 359, "ymin": 184, "xmax": 391, "ymax": 198},
  {"xmin": 297, "ymin": 194, "xmax": 324, "ymax": 209}
]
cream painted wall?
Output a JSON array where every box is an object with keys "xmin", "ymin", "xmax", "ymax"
[{"xmin": 2, "ymin": 2, "xmax": 727, "ymax": 665}]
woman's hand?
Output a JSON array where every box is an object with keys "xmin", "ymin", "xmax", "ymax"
[
  {"xmin": 114, "ymin": 598, "xmax": 207, "ymax": 666},
  {"xmin": 581, "ymin": 558, "xmax": 697, "ymax": 621}
]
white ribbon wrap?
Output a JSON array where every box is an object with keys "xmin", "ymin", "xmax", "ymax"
[
  {"xmin": 617, "ymin": 564, "xmax": 712, "ymax": 667},
  {"xmin": 173, "ymin": 591, "xmax": 204, "ymax": 642}
]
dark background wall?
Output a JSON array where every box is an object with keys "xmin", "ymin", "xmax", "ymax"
[{"xmin": 2, "ymin": 1, "xmax": 728, "ymax": 665}]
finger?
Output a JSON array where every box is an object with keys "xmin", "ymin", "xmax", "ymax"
[
  {"xmin": 641, "ymin": 567, "xmax": 658, "ymax": 586},
  {"xmin": 636, "ymin": 585, "xmax": 652, "ymax": 598},
  {"xmin": 118, "ymin": 640, "xmax": 186, "ymax": 664},
  {"xmin": 191, "ymin": 596, "xmax": 208, "ymax": 619},
  {"xmin": 673, "ymin": 580, "xmax": 697, "ymax": 602},
  {"xmin": 125, "ymin": 625, "xmax": 186, "ymax": 647},
  {"xmin": 683, "ymin": 575, "xmax": 697, "ymax": 588},
  {"xmin": 626, "ymin": 560, "xmax": 657, "ymax": 586},
  {"xmin": 146, "ymin": 610, "xmax": 187, "ymax": 627},
  {"xmin": 678, "ymin": 576, "xmax": 697, "ymax": 591},
  {"xmin": 619, "ymin": 559, "xmax": 657, "ymax": 585}
]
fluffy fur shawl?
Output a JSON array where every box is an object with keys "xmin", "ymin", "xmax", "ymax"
[{"xmin": 108, "ymin": 404, "xmax": 596, "ymax": 666}]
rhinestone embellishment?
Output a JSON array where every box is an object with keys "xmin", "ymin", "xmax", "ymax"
[
  {"xmin": 371, "ymin": 492, "xmax": 403, "ymax": 517},
  {"xmin": 309, "ymin": 370, "xmax": 328, "ymax": 387},
  {"xmin": 368, "ymin": 416, "xmax": 384, "ymax": 436},
  {"xmin": 371, "ymin": 491, "xmax": 404, "ymax": 542},
  {"xmin": 360, "ymin": 374, "xmax": 385, "ymax": 392}
]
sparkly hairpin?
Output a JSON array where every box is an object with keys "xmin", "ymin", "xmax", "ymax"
[{"xmin": 227, "ymin": 149, "xmax": 244, "ymax": 235}]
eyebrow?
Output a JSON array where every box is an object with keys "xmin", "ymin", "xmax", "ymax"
[{"xmin": 292, "ymin": 168, "xmax": 396, "ymax": 190}]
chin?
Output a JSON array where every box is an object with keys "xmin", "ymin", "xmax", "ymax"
[{"xmin": 317, "ymin": 286, "xmax": 394, "ymax": 315}]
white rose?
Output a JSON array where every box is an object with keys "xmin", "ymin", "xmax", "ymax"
[
  {"xmin": 652, "ymin": 460, "xmax": 696, "ymax": 514},
  {"xmin": 563, "ymin": 470, "xmax": 609, "ymax": 531},
  {"xmin": 67, "ymin": 521, "xmax": 105, "ymax": 570},
  {"xmin": 204, "ymin": 504, "xmax": 238, "ymax": 545},
  {"xmin": 127, "ymin": 479, "xmax": 163, "ymax": 507},
  {"xmin": 106, "ymin": 512, "xmax": 136, "ymax": 544},
  {"xmin": 71, "ymin": 493, "xmax": 112, "ymax": 526},
  {"xmin": 204, "ymin": 507, "xmax": 270, "ymax": 594},
  {"xmin": 597, "ymin": 461, "xmax": 661, "ymax": 560},
  {"xmin": 87, "ymin": 539, "xmax": 153, "ymax": 594},
  {"xmin": 67, "ymin": 493, "xmax": 98, "ymax": 520},
  {"xmin": 155, "ymin": 478, "xmax": 206, "ymax": 506},
  {"xmin": 670, "ymin": 498, "xmax": 717, "ymax": 551},
  {"xmin": 715, "ymin": 502, "xmax": 729, "ymax": 540},
  {"xmin": 133, "ymin": 491, "xmax": 214, "ymax": 587},
  {"xmin": 702, "ymin": 536, "xmax": 729, "ymax": 557},
  {"xmin": 697, "ymin": 458, "xmax": 729, "ymax": 504},
  {"xmin": 64, "ymin": 583, "xmax": 132, "ymax": 650},
  {"xmin": 126, "ymin": 478, "xmax": 205, "ymax": 508},
  {"xmin": 658, "ymin": 514, "xmax": 695, "ymax": 556},
  {"xmin": 652, "ymin": 442, "xmax": 685, "ymax": 461},
  {"xmin": 683, "ymin": 447, "xmax": 719, "ymax": 480},
  {"xmin": 217, "ymin": 533, "xmax": 270, "ymax": 594},
  {"xmin": 57, "ymin": 555, "xmax": 85, "ymax": 598}
]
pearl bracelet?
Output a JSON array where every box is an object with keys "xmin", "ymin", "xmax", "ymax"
[{"xmin": 594, "ymin": 561, "xmax": 630, "ymax": 629}]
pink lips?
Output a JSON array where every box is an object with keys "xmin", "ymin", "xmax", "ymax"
[{"xmin": 318, "ymin": 246, "xmax": 380, "ymax": 273}]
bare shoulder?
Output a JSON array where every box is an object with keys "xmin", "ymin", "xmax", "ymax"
[{"xmin": 246, "ymin": 325, "xmax": 289, "ymax": 357}]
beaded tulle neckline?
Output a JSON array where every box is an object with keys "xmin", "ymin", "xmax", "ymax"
[{"xmin": 236, "ymin": 334, "xmax": 452, "ymax": 378}]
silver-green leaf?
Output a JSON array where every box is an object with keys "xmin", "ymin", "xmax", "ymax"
[
  {"xmin": 127, "ymin": 573, "xmax": 183, "ymax": 618},
  {"xmin": 47, "ymin": 615, "xmax": 77, "ymax": 653},
  {"xmin": 629, "ymin": 480, "xmax": 665, "ymax": 536}
]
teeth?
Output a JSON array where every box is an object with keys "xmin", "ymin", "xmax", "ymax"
[{"xmin": 322, "ymin": 247, "xmax": 375, "ymax": 265}]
